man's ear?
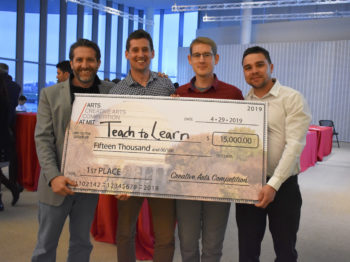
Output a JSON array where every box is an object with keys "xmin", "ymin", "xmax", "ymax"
[
  {"xmin": 214, "ymin": 54, "xmax": 219, "ymax": 65},
  {"xmin": 188, "ymin": 54, "xmax": 192, "ymax": 66}
]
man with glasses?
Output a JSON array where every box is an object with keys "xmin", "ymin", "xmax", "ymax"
[{"xmin": 174, "ymin": 37, "xmax": 243, "ymax": 262}]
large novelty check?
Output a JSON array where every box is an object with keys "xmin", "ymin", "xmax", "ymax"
[{"xmin": 62, "ymin": 94, "xmax": 267, "ymax": 203}]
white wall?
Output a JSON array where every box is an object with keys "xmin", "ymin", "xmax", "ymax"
[
  {"xmin": 196, "ymin": 17, "xmax": 350, "ymax": 45},
  {"xmin": 177, "ymin": 40, "xmax": 350, "ymax": 142}
]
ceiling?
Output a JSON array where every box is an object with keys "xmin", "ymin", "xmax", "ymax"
[
  {"xmin": 110, "ymin": 0, "xmax": 350, "ymax": 11},
  {"xmin": 104, "ymin": 0, "xmax": 350, "ymax": 22},
  {"xmin": 2, "ymin": 0, "xmax": 348, "ymax": 19},
  {"xmin": 110, "ymin": 0, "xmax": 236, "ymax": 10}
]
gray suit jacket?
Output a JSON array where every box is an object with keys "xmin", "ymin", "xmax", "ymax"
[{"xmin": 35, "ymin": 79, "xmax": 114, "ymax": 206}]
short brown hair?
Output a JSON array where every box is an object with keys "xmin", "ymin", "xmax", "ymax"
[
  {"xmin": 126, "ymin": 29, "xmax": 154, "ymax": 52},
  {"xmin": 189, "ymin": 37, "xmax": 217, "ymax": 56},
  {"xmin": 56, "ymin": 60, "xmax": 72, "ymax": 74},
  {"xmin": 242, "ymin": 46, "xmax": 272, "ymax": 65},
  {"xmin": 69, "ymin": 38, "xmax": 101, "ymax": 62}
]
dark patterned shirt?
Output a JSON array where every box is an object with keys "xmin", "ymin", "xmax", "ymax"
[{"xmin": 109, "ymin": 71, "xmax": 175, "ymax": 96}]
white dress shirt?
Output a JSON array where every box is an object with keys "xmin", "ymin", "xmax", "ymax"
[
  {"xmin": 245, "ymin": 79, "xmax": 312, "ymax": 191},
  {"xmin": 16, "ymin": 104, "xmax": 27, "ymax": 112}
]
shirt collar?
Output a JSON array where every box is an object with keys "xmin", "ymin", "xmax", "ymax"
[
  {"xmin": 125, "ymin": 70, "xmax": 156, "ymax": 87},
  {"xmin": 189, "ymin": 74, "xmax": 219, "ymax": 93},
  {"xmin": 268, "ymin": 78, "xmax": 280, "ymax": 97}
]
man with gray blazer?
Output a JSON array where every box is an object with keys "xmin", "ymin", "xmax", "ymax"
[{"xmin": 32, "ymin": 39, "xmax": 114, "ymax": 262}]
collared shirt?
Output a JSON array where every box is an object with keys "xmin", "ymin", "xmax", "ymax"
[
  {"xmin": 175, "ymin": 74, "xmax": 243, "ymax": 99},
  {"xmin": 16, "ymin": 104, "xmax": 27, "ymax": 112},
  {"xmin": 245, "ymin": 79, "xmax": 311, "ymax": 191},
  {"xmin": 109, "ymin": 71, "xmax": 175, "ymax": 96}
]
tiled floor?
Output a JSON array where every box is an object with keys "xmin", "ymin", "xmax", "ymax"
[{"xmin": 1, "ymin": 142, "xmax": 349, "ymax": 261}]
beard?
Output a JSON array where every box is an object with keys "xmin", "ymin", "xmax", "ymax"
[
  {"xmin": 250, "ymin": 76, "xmax": 270, "ymax": 90},
  {"xmin": 73, "ymin": 68, "xmax": 97, "ymax": 84}
]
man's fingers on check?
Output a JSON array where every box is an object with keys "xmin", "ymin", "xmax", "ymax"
[
  {"xmin": 66, "ymin": 178, "xmax": 77, "ymax": 186},
  {"xmin": 255, "ymin": 184, "xmax": 276, "ymax": 208},
  {"xmin": 115, "ymin": 194, "xmax": 130, "ymax": 200},
  {"xmin": 255, "ymin": 191, "xmax": 269, "ymax": 208},
  {"xmin": 50, "ymin": 176, "xmax": 75, "ymax": 196},
  {"xmin": 157, "ymin": 72, "xmax": 168, "ymax": 78},
  {"xmin": 119, "ymin": 195, "xmax": 129, "ymax": 201},
  {"xmin": 255, "ymin": 200, "xmax": 264, "ymax": 208},
  {"xmin": 256, "ymin": 200, "xmax": 268, "ymax": 208}
]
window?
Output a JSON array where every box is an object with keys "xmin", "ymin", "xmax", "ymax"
[
  {"xmin": 150, "ymin": 11, "xmax": 197, "ymax": 81},
  {"xmin": 23, "ymin": 62, "xmax": 39, "ymax": 112},
  {"xmin": 0, "ymin": 10, "xmax": 17, "ymax": 60},
  {"xmin": 133, "ymin": 11, "xmax": 139, "ymax": 31},
  {"xmin": 97, "ymin": 2, "xmax": 106, "ymax": 74},
  {"xmin": 183, "ymin": 12, "xmax": 198, "ymax": 47},
  {"xmin": 84, "ymin": 7, "xmax": 92, "ymax": 40},
  {"xmin": 23, "ymin": 0, "xmax": 40, "ymax": 112},
  {"xmin": 161, "ymin": 12, "xmax": 179, "ymax": 82},
  {"xmin": 151, "ymin": 14, "xmax": 160, "ymax": 72},
  {"xmin": 122, "ymin": 16, "xmax": 129, "ymax": 75},
  {"xmin": 45, "ymin": 65, "xmax": 57, "ymax": 87},
  {"xmin": 0, "ymin": 0, "xmax": 199, "ymax": 111},
  {"xmin": 24, "ymin": 4, "xmax": 40, "ymax": 63},
  {"xmin": 110, "ymin": 12, "xmax": 119, "ymax": 80},
  {"xmin": 66, "ymin": 3, "xmax": 77, "ymax": 59},
  {"xmin": 46, "ymin": 0, "xmax": 60, "ymax": 65}
]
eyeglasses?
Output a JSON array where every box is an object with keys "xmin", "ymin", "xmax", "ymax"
[{"xmin": 191, "ymin": 52, "xmax": 213, "ymax": 59}]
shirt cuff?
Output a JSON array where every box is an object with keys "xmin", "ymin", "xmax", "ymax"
[{"xmin": 267, "ymin": 176, "xmax": 284, "ymax": 191}]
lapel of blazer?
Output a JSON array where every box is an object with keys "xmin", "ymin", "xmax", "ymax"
[
  {"xmin": 98, "ymin": 82, "xmax": 107, "ymax": 94},
  {"xmin": 60, "ymin": 80, "xmax": 73, "ymax": 131},
  {"xmin": 59, "ymin": 80, "xmax": 109, "ymax": 132}
]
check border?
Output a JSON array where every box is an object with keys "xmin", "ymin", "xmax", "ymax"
[{"xmin": 62, "ymin": 94, "xmax": 268, "ymax": 203}]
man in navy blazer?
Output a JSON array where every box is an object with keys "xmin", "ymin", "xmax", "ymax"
[{"xmin": 32, "ymin": 39, "xmax": 114, "ymax": 262}]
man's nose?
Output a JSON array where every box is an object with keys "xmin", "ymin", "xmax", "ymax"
[
  {"xmin": 137, "ymin": 50, "xmax": 145, "ymax": 56},
  {"xmin": 251, "ymin": 66, "xmax": 259, "ymax": 73},
  {"xmin": 81, "ymin": 59, "xmax": 89, "ymax": 68}
]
